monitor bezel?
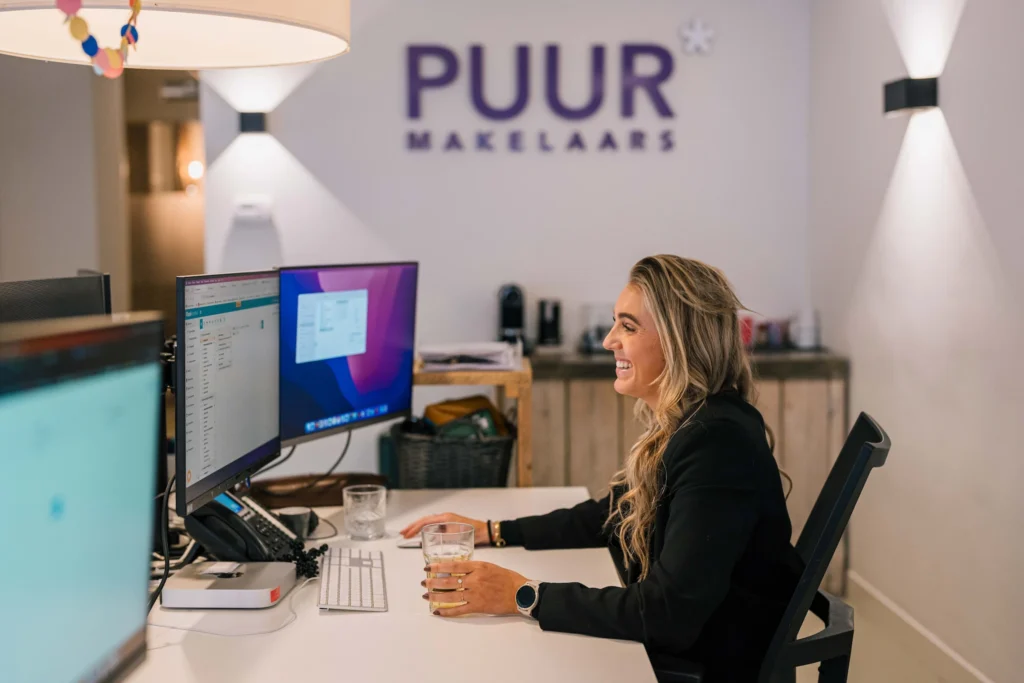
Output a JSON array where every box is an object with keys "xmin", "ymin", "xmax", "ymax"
[
  {"xmin": 174, "ymin": 270, "xmax": 282, "ymax": 517},
  {"xmin": 277, "ymin": 261, "xmax": 419, "ymax": 448},
  {"xmin": 84, "ymin": 626, "xmax": 146, "ymax": 683},
  {"xmin": 0, "ymin": 311, "xmax": 163, "ymax": 366}
]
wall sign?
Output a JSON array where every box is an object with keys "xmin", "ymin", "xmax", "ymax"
[{"xmin": 405, "ymin": 23, "xmax": 713, "ymax": 155}]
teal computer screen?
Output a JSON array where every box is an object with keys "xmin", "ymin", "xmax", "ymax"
[{"xmin": 0, "ymin": 362, "xmax": 161, "ymax": 682}]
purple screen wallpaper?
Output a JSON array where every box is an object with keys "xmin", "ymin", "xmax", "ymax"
[{"xmin": 279, "ymin": 263, "xmax": 418, "ymax": 443}]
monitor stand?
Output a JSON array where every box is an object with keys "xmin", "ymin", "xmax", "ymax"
[
  {"xmin": 160, "ymin": 561, "xmax": 298, "ymax": 610},
  {"xmin": 154, "ymin": 341, "xmax": 175, "ymax": 555}
]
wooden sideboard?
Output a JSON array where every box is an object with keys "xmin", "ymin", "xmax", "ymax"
[
  {"xmin": 529, "ymin": 351, "xmax": 851, "ymax": 594},
  {"xmin": 414, "ymin": 358, "xmax": 534, "ymax": 487}
]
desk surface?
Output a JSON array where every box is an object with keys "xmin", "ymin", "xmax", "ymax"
[{"xmin": 134, "ymin": 487, "xmax": 657, "ymax": 683}]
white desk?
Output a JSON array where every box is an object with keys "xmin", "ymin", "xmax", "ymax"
[{"xmin": 133, "ymin": 487, "xmax": 657, "ymax": 682}]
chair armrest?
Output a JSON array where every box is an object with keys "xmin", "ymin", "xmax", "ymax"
[{"xmin": 779, "ymin": 590, "xmax": 855, "ymax": 669}]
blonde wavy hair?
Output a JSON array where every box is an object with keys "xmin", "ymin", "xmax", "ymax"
[{"xmin": 606, "ymin": 255, "xmax": 781, "ymax": 579}]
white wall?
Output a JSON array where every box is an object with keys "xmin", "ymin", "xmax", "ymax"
[
  {"xmin": 92, "ymin": 76, "xmax": 130, "ymax": 313},
  {"xmin": 201, "ymin": 0, "xmax": 813, "ymax": 474},
  {"xmin": 0, "ymin": 56, "xmax": 129, "ymax": 309},
  {"xmin": 810, "ymin": 1, "xmax": 1023, "ymax": 681},
  {"xmin": 0, "ymin": 57, "xmax": 98, "ymax": 281}
]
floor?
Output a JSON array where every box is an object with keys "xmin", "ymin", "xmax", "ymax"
[{"xmin": 796, "ymin": 589, "xmax": 939, "ymax": 683}]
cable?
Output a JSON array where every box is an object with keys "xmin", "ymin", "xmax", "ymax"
[
  {"xmin": 255, "ymin": 445, "xmax": 296, "ymax": 477},
  {"xmin": 260, "ymin": 430, "xmax": 352, "ymax": 497},
  {"xmin": 150, "ymin": 539, "xmax": 201, "ymax": 577},
  {"xmin": 154, "ymin": 484, "xmax": 176, "ymax": 501},
  {"xmin": 306, "ymin": 516, "xmax": 339, "ymax": 541},
  {"xmin": 146, "ymin": 577, "xmax": 316, "ymax": 646},
  {"xmin": 296, "ymin": 430, "xmax": 352, "ymax": 491},
  {"xmin": 148, "ymin": 473, "xmax": 176, "ymax": 612}
]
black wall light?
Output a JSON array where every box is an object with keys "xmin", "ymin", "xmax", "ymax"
[
  {"xmin": 239, "ymin": 111, "xmax": 268, "ymax": 133},
  {"xmin": 884, "ymin": 77, "xmax": 938, "ymax": 115}
]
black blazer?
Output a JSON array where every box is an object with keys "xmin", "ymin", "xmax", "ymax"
[{"xmin": 499, "ymin": 391, "xmax": 803, "ymax": 682}]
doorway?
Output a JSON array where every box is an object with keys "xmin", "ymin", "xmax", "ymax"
[{"xmin": 124, "ymin": 70, "xmax": 206, "ymax": 338}]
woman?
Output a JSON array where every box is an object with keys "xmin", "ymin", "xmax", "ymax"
[{"xmin": 401, "ymin": 255, "xmax": 803, "ymax": 681}]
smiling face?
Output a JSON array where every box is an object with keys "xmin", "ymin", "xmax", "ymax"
[{"xmin": 603, "ymin": 284, "xmax": 666, "ymax": 407}]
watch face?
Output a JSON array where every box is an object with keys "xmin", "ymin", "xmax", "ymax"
[{"xmin": 516, "ymin": 584, "xmax": 536, "ymax": 609}]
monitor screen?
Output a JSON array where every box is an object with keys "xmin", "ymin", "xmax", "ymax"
[
  {"xmin": 0, "ymin": 313, "xmax": 163, "ymax": 683},
  {"xmin": 175, "ymin": 271, "xmax": 280, "ymax": 516},
  {"xmin": 279, "ymin": 262, "xmax": 418, "ymax": 446}
]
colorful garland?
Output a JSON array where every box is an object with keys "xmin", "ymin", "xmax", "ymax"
[{"xmin": 57, "ymin": 0, "xmax": 141, "ymax": 79}]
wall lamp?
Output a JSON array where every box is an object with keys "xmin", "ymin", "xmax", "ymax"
[
  {"xmin": 884, "ymin": 77, "xmax": 938, "ymax": 116},
  {"xmin": 239, "ymin": 112, "xmax": 268, "ymax": 134}
]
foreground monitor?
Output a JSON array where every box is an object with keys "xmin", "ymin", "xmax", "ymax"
[
  {"xmin": 279, "ymin": 262, "xmax": 418, "ymax": 446},
  {"xmin": 175, "ymin": 271, "xmax": 280, "ymax": 516},
  {"xmin": 0, "ymin": 312, "xmax": 164, "ymax": 683}
]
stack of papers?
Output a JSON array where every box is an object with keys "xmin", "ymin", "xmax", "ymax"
[{"xmin": 418, "ymin": 341, "xmax": 522, "ymax": 372}]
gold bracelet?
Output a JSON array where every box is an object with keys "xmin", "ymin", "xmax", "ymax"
[{"xmin": 493, "ymin": 521, "xmax": 506, "ymax": 548}]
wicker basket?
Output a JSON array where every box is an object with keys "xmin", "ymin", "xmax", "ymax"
[{"xmin": 390, "ymin": 422, "xmax": 515, "ymax": 489}]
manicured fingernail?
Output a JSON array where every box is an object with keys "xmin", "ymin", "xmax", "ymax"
[
  {"xmin": 422, "ymin": 593, "xmax": 428, "ymax": 599},
  {"xmin": 433, "ymin": 610, "xmax": 440, "ymax": 616},
  {"xmin": 420, "ymin": 580, "xmax": 426, "ymax": 587},
  {"xmin": 423, "ymin": 566, "xmax": 431, "ymax": 572}
]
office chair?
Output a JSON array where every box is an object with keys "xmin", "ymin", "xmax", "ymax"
[
  {"xmin": 0, "ymin": 273, "xmax": 109, "ymax": 322},
  {"xmin": 654, "ymin": 412, "xmax": 892, "ymax": 683},
  {"xmin": 76, "ymin": 269, "xmax": 113, "ymax": 314}
]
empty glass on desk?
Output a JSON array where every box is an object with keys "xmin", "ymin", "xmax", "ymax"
[
  {"xmin": 343, "ymin": 485, "xmax": 387, "ymax": 540},
  {"xmin": 422, "ymin": 522, "xmax": 474, "ymax": 612}
]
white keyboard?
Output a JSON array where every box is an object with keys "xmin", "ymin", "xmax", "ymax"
[{"xmin": 318, "ymin": 547, "xmax": 388, "ymax": 612}]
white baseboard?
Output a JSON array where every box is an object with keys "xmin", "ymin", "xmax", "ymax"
[{"xmin": 846, "ymin": 571, "xmax": 995, "ymax": 683}]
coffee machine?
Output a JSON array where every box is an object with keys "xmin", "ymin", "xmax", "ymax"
[
  {"xmin": 578, "ymin": 302, "xmax": 614, "ymax": 354},
  {"xmin": 498, "ymin": 284, "xmax": 525, "ymax": 347},
  {"xmin": 536, "ymin": 299, "xmax": 562, "ymax": 348}
]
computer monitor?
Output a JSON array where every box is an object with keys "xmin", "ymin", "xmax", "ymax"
[
  {"xmin": 278, "ymin": 262, "xmax": 418, "ymax": 446},
  {"xmin": 0, "ymin": 273, "xmax": 110, "ymax": 323},
  {"xmin": 0, "ymin": 312, "xmax": 164, "ymax": 683},
  {"xmin": 175, "ymin": 270, "xmax": 280, "ymax": 516}
]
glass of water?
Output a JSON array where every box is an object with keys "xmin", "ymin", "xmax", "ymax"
[
  {"xmin": 422, "ymin": 522, "xmax": 474, "ymax": 612},
  {"xmin": 343, "ymin": 484, "xmax": 386, "ymax": 540}
]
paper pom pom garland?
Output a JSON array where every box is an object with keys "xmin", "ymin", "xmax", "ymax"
[
  {"xmin": 121, "ymin": 23, "xmax": 139, "ymax": 46},
  {"xmin": 56, "ymin": 0, "xmax": 82, "ymax": 14},
  {"xmin": 82, "ymin": 35, "xmax": 99, "ymax": 57},
  {"xmin": 58, "ymin": 0, "xmax": 141, "ymax": 79},
  {"xmin": 69, "ymin": 16, "xmax": 89, "ymax": 41}
]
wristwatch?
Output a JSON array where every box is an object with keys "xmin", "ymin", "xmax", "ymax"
[{"xmin": 515, "ymin": 580, "xmax": 541, "ymax": 618}]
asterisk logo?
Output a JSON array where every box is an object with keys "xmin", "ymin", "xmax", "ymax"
[{"xmin": 680, "ymin": 19, "xmax": 715, "ymax": 55}]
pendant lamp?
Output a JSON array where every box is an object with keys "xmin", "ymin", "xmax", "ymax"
[{"xmin": 0, "ymin": 1, "xmax": 350, "ymax": 71}]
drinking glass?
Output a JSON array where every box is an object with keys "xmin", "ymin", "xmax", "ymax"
[
  {"xmin": 421, "ymin": 522, "xmax": 474, "ymax": 612},
  {"xmin": 342, "ymin": 485, "xmax": 386, "ymax": 540}
]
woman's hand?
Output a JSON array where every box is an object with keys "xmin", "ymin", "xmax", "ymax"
[
  {"xmin": 400, "ymin": 513, "xmax": 490, "ymax": 545},
  {"xmin": 422, "ymin": 561, "xmax": 529, "ymax": 617}
]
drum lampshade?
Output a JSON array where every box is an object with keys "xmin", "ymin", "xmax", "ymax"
[{"xmin": 0, "ymin": 0, "xmax": 350, "ymax": 69}]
